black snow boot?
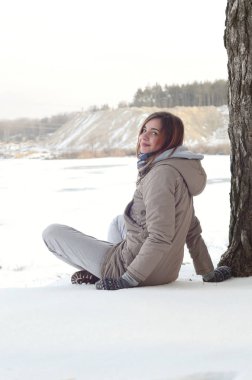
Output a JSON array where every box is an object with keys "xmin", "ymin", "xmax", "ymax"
[{"xmin": 71, "ymin": 270, "xmax": 99, "ymax": 285}]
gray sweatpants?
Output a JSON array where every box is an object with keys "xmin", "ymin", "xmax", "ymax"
[
  {"xmin": 42, "ymin": 215, "xmax": 126, "ymax": 278},
  {"xmin": 107, "ymin": 214, "xmax": 126, "ymax": 244},
  {"xmin": 42, "ymin": 224, "xmax": 114, "ymax": 278}
]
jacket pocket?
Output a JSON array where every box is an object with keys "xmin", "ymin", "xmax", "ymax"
[{"xmin": 121, "ymin": 228, "xmax": 149, "ymax": 267}]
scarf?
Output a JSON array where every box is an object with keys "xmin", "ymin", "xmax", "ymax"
[{"xmin": 137, "ymin": 152, "xmax": 156, "ymax": 170}]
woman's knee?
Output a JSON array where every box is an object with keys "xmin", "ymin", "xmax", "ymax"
[{"xmin": 42, "ymin": 223, "xmax": 64, "ymax": 245}]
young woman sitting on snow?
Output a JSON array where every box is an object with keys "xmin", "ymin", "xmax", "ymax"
[{"xmin": 42, "ymin": 111, "xmax": 232, "ymax": 289}]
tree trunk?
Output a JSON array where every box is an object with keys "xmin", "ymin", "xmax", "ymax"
[{"xmin": 219, "ymin": 0, "xmax": 252, "ymax": 275}]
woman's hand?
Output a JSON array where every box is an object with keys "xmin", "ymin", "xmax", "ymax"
[
  {"xmin": 95, "ymin": 277, "xmax": 131, "ymax": 290},
  {"xmin": 95, "ymin": 272, "xmax": 139, "ymax": 290}
]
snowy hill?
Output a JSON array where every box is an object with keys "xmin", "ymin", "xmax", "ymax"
[
  {"xmin": 0, "ymin": 106, "xmax": 229, "ymax": 158},
  {"xmin": 45, "ymin": 106, "xmax": 229, "ymax": 157}
]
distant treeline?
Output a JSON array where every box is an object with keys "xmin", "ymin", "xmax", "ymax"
[
  {"xmin": 0, "ymin": 113, "xmax": 74, "ymax": 142},
  {"xmin": 0, "ymin": 80, "xmax": 227, "ymax": 143},
  {"xmin": 130, "ymin": 80, "xmax": 227, "ymax": 108}
]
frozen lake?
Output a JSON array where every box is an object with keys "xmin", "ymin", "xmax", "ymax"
[
  {"xmin": 2, "ymin": 155, "xmax": 252, "ymax": 380},
  {"xmin": 0, "ymin": 155, "xmax": 231, "ymax": 287}
]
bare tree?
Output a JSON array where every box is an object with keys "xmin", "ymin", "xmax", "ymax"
[{"xmin": 219, "ymin": 0, "xmax": 252, "ymax": 275}]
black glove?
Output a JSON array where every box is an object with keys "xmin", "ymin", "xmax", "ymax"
[
  {"xmin": 203, "ymin": 266, "xmax": 232, "ymax": 282},
  {"xmin": 96, "ymin": 277, "xmax": 132, "ymax": 290},
  {"xmin": 96, "ymin": 271, "xmax": 139, "ymax": 290}
]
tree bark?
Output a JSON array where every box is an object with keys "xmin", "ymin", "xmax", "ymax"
[{"xmin": 219, "ymin": 0, "xmax": 252, "ymax": 275}]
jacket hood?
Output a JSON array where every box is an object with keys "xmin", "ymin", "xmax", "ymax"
[
  {"xmin": 153, "ymin": 146, "xmax": 207, "ymax": 195},
  {"xmin": 154, "ymin": 145, "xmax": 204, "ymax": 161}
]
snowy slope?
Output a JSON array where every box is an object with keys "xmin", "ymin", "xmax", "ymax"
[
  {"xmin": 43, "ymin": 106, "xmax": 229, "ymax": 156},
  {"xmin": 0, "ymin": 106, "xmax": 229, "ymax": 158}
]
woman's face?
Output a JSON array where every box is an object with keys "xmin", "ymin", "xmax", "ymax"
[{"xmin": 138, "ymin": 118, "xmax": 165, "ymax": 154}]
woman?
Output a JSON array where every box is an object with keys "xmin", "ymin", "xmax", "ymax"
[{"xmin": 42, "ymin": 111, "xmax": 231, "ymax": 290}]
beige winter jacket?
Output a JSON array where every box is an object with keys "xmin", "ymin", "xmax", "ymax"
[{"xmin": 101, "ymin": 149, "xmax": 214, "ymax": 285}]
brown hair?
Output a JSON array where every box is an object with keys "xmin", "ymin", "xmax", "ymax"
[{"xmin": 136, "ymin": 111, "xmax": 184, "ymax": 156}]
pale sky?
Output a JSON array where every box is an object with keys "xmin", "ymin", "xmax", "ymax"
[{"xmin": 0, "ymin": 0, "xmax": 228, "ymax": 119}]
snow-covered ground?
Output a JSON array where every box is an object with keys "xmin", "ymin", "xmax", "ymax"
[{"xmin": 1, "ymin": 155, "xmax": 252, "ymax": 380}]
